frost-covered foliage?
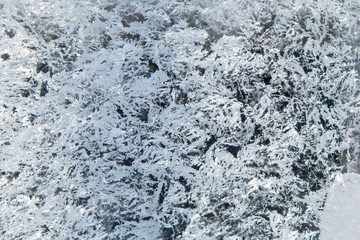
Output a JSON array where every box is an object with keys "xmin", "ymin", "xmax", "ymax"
[{"xmin": 1, "ymin": 0, "xmax": 360, "ymax": 239}]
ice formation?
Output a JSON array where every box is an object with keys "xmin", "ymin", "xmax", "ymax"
[{"xmin": 1, "ymin": 0, "xmax": 360, "ymax": 239}]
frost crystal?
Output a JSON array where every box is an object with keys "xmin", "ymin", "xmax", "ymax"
[{"xmin": 1, "ymin": 0, "xmax": 360, "ymax": 239}]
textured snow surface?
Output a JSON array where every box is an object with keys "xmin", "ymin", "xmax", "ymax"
[
  {"xmin": 320, "ymin": 173, "xmax": 360, "ymax": 240},
  {"xmin": 0, "ymin": 0, "xmax": 360, "ymax": 239}
]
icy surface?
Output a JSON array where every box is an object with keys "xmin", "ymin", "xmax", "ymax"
[
  {"xmin": 0, "ymin": 0, "xmax": 360, "ymax": 239},
  {"xmin": 320, "ymin": 173, "xmax": 360, "ymax": 240}
]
